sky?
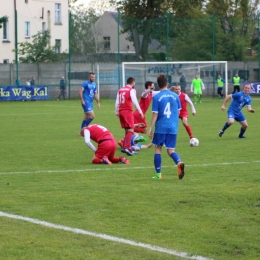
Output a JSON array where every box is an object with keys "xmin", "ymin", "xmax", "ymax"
[
  {"xmin": 75, "ymin": 0, "xmax": 91, "ymax": 6},
  {"xmin": 73, "ymin": 0, "xmax": 115, "ymax": 12},
  {"xmin": 75, "ymin": 0, "xmax": 110, "ymax": 7}
]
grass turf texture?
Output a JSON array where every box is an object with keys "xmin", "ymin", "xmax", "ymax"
[{"xmin": 0, "ymin": 98, "xmax": 260, "ymax": 260}]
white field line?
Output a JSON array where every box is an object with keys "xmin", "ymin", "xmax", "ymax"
[
  {"xmin": 0, "ymin": 211, "xmax": 213, "ymax": 260},
  {"xmin": 0, "ymin": 161, "xmax": 259, "ymax": 176}
]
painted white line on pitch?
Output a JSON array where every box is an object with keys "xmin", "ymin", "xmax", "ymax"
[
  {"xmin": 0, "ymin": 211, "xmax": 213, "ymax": 260},
  {"xmin": 0, "ymin": 161, "xmax": 260, "ymax": 176}
]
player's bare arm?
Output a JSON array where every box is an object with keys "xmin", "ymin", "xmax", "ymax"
[
  {"xmin": 169, "ymin": 85, "xmax": 176, "ymax": 91},
  {"xmin": 247, "ymin": 106, "xmax": 255, "ymax": 113},
  {"xmin": 141, "ymin": 89, "xmax": 152, "ymax": 98},
  {"xmin": 134, "ymin": 123, "xmax": 145, "ymax": 128},
  {"xmin": 221, "ymin": 95, "xmax": 231, "ymax": 110},
  {"xmin": 79, "ymin": 88, "xmax": 85, "ymax": 105},
  {"xmin": 94, "ymin": 92, "xmax": 100, "ymax": 110},
  {"xmin": 148, "ymin": 112, "xmax": 158, "ymax": 139}
]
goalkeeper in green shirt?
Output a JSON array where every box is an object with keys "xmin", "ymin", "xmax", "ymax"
[{"xmin": 191, "ymin": 74, "xmax": 205, "ymax": 104}]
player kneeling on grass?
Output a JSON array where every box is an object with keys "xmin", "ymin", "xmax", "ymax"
[{"xmin": 80, "ymin": 124, "xmax": 130, "ymax": 165}]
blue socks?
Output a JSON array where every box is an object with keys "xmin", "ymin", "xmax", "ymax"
[
  {"xmin": 222, "ymin": 122, "xmax": 230, "ymax": 132},
  {"xmin": 81, "ymin": 118, "xmax": 93, "ymax": 128},
  {"xmin": 239, "ymin": 127, "xmax": 246, "ymax": 137},
  {"xmin": 154, "ymin": 154, "xmax": 161, "ymax": 173},
  {"xmin": 170, "ymin": 152, "xmax": 181, "ymax": 164}
]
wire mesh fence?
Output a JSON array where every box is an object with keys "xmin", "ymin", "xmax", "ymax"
[{"xmin": 0, "ymin": 10, "xmax": 260, "ymax": 99}]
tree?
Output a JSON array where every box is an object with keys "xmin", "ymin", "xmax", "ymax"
[
  {"xmin": 205, "ymin": 0, "xmax": 259, "ymax": 61},
  {"xmin": 111, "ymin": 0, "xmax": 205, "ymax": 60},
  {"xmin": 14, "ymin": 30, "xmax": 67, "ymax": 63},
  {"xmin": 70, "ymin": 5, "xmax": 101, "ymax": 54},
  {"xmin": 111, "ymin": 0, "xmax": 171, "ymax": 60},
  {"xmin": 0, "ymin": 16, "xmax": 8, "ymax": 29},
  {"xmin": 112, "ymin": 0, "xmax": 258, "ymax": 61}
]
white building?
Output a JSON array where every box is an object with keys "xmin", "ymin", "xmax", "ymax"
[{"xmin": 0, "ymin": 0, "xmax": 69, "ymax": 63}]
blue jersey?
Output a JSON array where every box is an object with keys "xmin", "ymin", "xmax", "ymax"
[
  {"xmin": 81, "ymin": 80, "xmax": 97, "ymax": 103},
  {"xmin": 228, "ymin": 92, "xmax": 251, "ymax": 115},
  {"xmin": 152, "ymin": 90, "xmax": 181, "ymax": 134}
]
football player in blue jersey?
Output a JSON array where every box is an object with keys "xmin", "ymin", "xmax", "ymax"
[
  {"xmin": 148, "ymin": 74, "xmax": 185, "ymax": 180},
  {"xmin": 219, "ymin": 83, "xmax": 255, "ymax": 138},
  {"xmin": 79, "ymin": 72, "xmax": 100, "ymax": 131}
]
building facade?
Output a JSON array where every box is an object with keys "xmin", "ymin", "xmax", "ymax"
[
  {"xmin": 0, "ymin": 0, "xmax": 68, "ymax": 63},
  {"xmin": 94, "ymin": 11, "xmax": 135, "ymax": 54}
]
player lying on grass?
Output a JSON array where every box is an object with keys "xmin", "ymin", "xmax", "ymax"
[
  {"xmin": 118, "ymin": 132, "xmax": 153, "ymax": 152},
  {"xmin": 219, "ymin": 83, "xmax": 255, "ymax": 139},
  {"xmin": 80, "ymin": 124, "xmax": 130, "ymax": 164}
]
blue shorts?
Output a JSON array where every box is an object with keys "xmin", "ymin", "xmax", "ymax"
[
  {"xmin": 228, "ymin": 111, "xmax": 246, "ymax": 122},
  {"xmin": 82, "ymin": 103, "xmax": 93, "ymax": 113},
  {"xmin": 132, "ymin": 143, "xmax": 142, "ymax": 151},
  {"xmin": 152, "ymin": 133, "xmax": 177, "ymax": 149}
]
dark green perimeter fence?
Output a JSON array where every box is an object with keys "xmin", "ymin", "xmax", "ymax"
[{"xmin": 0, "ymin": 11, "xmax": 260, "ymax": 99}]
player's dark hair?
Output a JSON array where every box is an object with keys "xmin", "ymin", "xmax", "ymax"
[
  {"xmin": 145, "ymin": 81, "xmax": 153, "ymax": 89},
  {"xmin": 89, "ymin": 72, "xmax": 95, "ymax": 76},
  {"xmin": 157, "ymin": 75, "xmax": 168, "ymax": 89},
  {"xmin": 127, "ymin": 77, "xmax": 135, "ymax": 85}
]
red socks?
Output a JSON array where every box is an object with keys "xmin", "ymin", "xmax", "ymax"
[
  {"xmin": 124, "ymin": 131, "xmax": 133, "ymax": 150},
  {"xmin": 185, "ymin": 125, "xmax": 193, "ymax": 139}
]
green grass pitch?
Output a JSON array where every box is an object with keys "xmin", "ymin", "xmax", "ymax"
[{"xmin": 0, "ymin": 97, "xmax": 260, "ymax": 260}]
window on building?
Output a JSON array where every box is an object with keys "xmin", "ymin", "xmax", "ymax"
[
  {"xmin": 55, "ymin": 39, "xmax": 61, "ymax": 53},
  {"xmin": 55, "ymin": 3, "xmax": 61, "ymax": 24},
  {"xmin": 3, "ymin": 21, "xmax": 8, "ymax": 41},
  {"xmin": 25, "ymin": 0, "xmax": 28, "ymax": 3},
  {"xmin": 42, "ymin": 22, "xmax": 46, "ymax": 32},
  {"xmin": 103, "ymin": 37, "xmax": 110, "ymax": 50},
  {"xmin": 3, "ymin": 59, "xmax": 9, "ymax": 64},
  {"xmin": 25, "ymin": 22, "xmax": 30, "ymax": 37}
]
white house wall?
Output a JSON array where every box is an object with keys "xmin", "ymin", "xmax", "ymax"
[{"xmin": 0, "ymin": 0, "xmax": 68, "ymax": 63}]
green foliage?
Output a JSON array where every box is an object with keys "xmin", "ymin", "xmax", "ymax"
[
  {"xmin": 111, "ymin": 0, "xmax": 259, "ymax": 61},
  {"xmin": 148, "ymin": 52, "xmax": 166, "ymax": 61},
  {"xmin": 0, "ymin": 98, "xmax": 260, "ymax": 259},
  {"xmin": 0, "ymin": 16, "xmax": 8, "ymax": 29},
  {"xmin": 14, "ymin": 30, "xmax": 67, "ymax": 63},
  {"xmin": 70, "ymin": 6, "xmax": 101, "ymax": 54},
  {"xmin": 112, "ymin": 0, "xmax": 171, "ymax": 60}
]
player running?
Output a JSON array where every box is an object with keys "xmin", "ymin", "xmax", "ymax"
[
  {"xmin": 219, "ymin": 83, "xmax": 255, "ymax": 138},
  {"xmin": 80, "ymin": 124, "xmax": 130, "ymax": 164},
  {"xmin": 171, "ymin": 84, "xmax": 196, "ymax": 139}
]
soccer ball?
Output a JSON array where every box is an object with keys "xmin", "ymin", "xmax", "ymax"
[{"xmin": 190, "ymin": 138, "xmax": 199, "ymax": 147}]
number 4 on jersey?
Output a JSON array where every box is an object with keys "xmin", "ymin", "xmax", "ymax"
[{"xmin": 164, "ymin": 102, "xmax": 171, "ymax": 118}]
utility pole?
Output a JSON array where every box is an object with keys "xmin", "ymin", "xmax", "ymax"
[{"xmin": 14, "ymin": 0, "xmax": 18, "ymax": 81}]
